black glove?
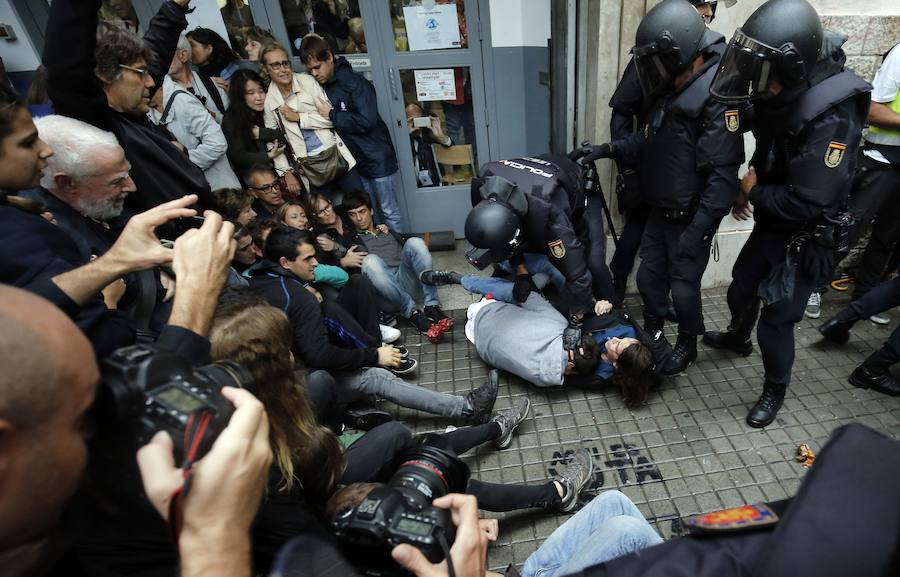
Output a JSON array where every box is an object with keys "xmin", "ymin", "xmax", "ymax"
[
  {"xmin": 513, "ymin": 273, "xmax": 538, "ymax": 303},
  {"xmin": 563, "ymin": 322, "xmax": 583, "ymax": 351},
  {"xmin": 582, "ymin": 143, "xmax": 614, "ymax": 163},
  {"xmin": 799, "ymin": 242, "xmax": 834, "ymax": 285}
]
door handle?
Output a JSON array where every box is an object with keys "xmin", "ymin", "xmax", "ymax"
[{"xmin": 388, "ymin": 66, "xmax": 399, "ymax": 101}]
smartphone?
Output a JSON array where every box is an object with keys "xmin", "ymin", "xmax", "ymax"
[{"xmin": 413, "ymin": 116, "xmax": 432, "ymax": 128}]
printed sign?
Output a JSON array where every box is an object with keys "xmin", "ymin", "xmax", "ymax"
[
  {"xmin": 414, "ymin": 69, "xmax": 457, "ymax": 101},
  {"xmin": 403, "ymin": 3, "xmax": 462, "ymax": 51}
]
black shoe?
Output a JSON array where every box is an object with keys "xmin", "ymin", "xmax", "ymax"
[
  {"xmin": 703, "ymin": 329, "xmax": 753, "ymax": 357},
  {"xmin": 491, "ymin": 397, "xmax": 531, "ymax": 449},
  {"xmin": 408, "ymin": 310, "xmax": 435, "ymax": 335},
  {"xmin": 817, "ymin": 307, "xmax": 859, "ymax": 345},
  {"xmin": 386, "ymin": 344, "xmax": 409, "ymax": 358},
  {"xmin": 464, "ymin": 369, "xmax": 500, "ymax": 424},
  {"xmin": 379, "ymin": 312, "xmax": 398, "ymax": 328},
  {"xmin": 424, "ymin": 304, "xmax": 451, "ymax": 324},
  {"xmin": 643, "ymin": 314, "xmax": 664, "ymax": 334},
  {"xmin": 746, "ymin": 384, "xmax": 786, "ymax": 428},
  {"xmin": 662, "ymin": 333, "xmax": 697, "ymax": 376},
  {"xmin": 343, "ymin": 408, "xmax": 394, "ymax": 431},
  {"xmin": 553, "ymin": 448, "xmax": 594, "ymax": 513},
  {"xmin": 419, "ymin": 269, "xmax": 463, "ymax": 286},
  {"xmin": 848, "ymin": 348, "xmax": 900, "ymax": 396},
  {"xmin": 388, "ymin": 356, "xmax": 418, "ymax": 376}
]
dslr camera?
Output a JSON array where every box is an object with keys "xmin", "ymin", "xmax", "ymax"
[
  {"xmin": 332, "ymin": 436, "xmax": 470, "ymax": 576},
  {"xmin": 99, "ymin": 344, "xmax": 252, "ymax": 464}
]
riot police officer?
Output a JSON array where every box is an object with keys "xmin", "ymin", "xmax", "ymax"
[
  {"xmin": 584, "ymin": 0, "xmax": 744, "ymax": 376},
  {"xmin": 703, "ymin": 0, "xmax": 871, "ymax": 427}
]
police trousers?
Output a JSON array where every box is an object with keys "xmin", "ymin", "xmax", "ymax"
[
  {"xmin": 725, "ymin": 227, "xmax": 817, "ymax": 386},
  {"xmin": 636, "ymin": 209, "xmax": 712, "ymax": 336}
]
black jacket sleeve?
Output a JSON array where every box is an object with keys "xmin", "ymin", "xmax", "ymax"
[
  {"xmin": 142, "ymin": 1, "xmax": 190, "ymax": 91},
  {"xmin": 222, "ymin": 115, "xmax": 272, "ymax": 170},
  {"xmin": 545, "ymin": 204, "xmax": 594, "ymax": 315}
]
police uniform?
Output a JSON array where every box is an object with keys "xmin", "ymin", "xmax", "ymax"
[
  {"xmin": 614, "ymin": 41, "xmax": 744, "ymax": 345},
  {"xmin": 720, "ymin": 70, "xmax": 870, "ymax": 390}
]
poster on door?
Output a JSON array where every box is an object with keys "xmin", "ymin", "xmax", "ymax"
[
  {"xmin": 413, "ymin": 69, "xmax": 457, "ymax": 101},
  {"xmin": 403, "ymin": 4, "xmax": 461, "ymax": 51}
]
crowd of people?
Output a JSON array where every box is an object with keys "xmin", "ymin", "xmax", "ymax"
[{"xmin": 0, "ymin": 0, "xmax": 899, "ymax": 576}]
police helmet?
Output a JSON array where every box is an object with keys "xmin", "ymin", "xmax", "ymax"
[
  {"xmin": 710, "ymin": 0, "xmax": 822, "ymax": 103},
  {"xmin": 464, "ymin": 197, "xmax": 525, "ymax": 268},
  {"xmin": 632, "ymin": 0, "xmax": 708, "ymax": 98}
]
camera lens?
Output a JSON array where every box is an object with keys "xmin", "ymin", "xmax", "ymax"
[{"xmin": 389, "ymin": 444, "xmax": 470, "ymax": 505}]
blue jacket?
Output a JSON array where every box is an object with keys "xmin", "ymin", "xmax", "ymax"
[{"xmin": 324, "ymin": 57, "xmax": 399, "ymax": 178}]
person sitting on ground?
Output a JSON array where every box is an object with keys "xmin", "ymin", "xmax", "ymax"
[
  {"xmin": 342, "ymin": 188, "xmax": 452, "ymax": 342},
  {"xmin": 244, "ymin": 163, "xmax": 287, "ymax": 220},
  {"xmin": 422, "ymin": 270, "xmax": 666, "ymax": 405},
  {"xmin": 229, "ymin": 225, "xmax": 263, "ymax": 287},
  {"xmin": 277, "ymin": 199, "xmax": 352, "ymax": 293},
  {"xmin": 222, "ymin": 69, "xmax": 287, "ymax": 176},
  {"xmin": 309, "ymin": 191, "xmax": 369, "ymax": 270},
  {"xmin": 277, "ymin": 198, "xmax": 312, "ymax": 231},
  {"xmin": 212, "ymin": 186, "xmax": 258, "ymax": 226}
]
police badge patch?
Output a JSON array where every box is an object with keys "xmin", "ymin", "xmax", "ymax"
[
  {"xmin": 725, "ymin": 110, "xmax": 740, "ymax": 133},
  {"xmin": 824, "ymin": 141, "xmax": 846, "ymax": 168},
  {"xmin": 548, "ymin": 239, "xmax": 566, "ymax": 259}
]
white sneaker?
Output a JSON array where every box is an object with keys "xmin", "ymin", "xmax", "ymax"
[
  {"xmin": 869, "ymin": 313, "xmax": 891, "ymax": 325},
  {"xmin": 380, "ymin": 324, "xmax": 401, "ymax": 343},
  {"xmin": 804, "ymin": 292, "xmax": 821, "ymax": 319}
]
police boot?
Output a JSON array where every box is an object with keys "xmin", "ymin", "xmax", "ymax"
[
  {"xmin": 662, "ymin": 331, "xmax": 697, "ymax": 376},
  {"xmin": 848, "ymin": 347, "xmax": 900, "ymax": 397},
  {"xmin": 746, "ymin": 382, "xmax": 786, "ymax": 428},
  {"xmin": 817, "ymin": 307, "xmax": 859, "ymax": 345},
  {"xmin": 643, "ymin": 314, "xmax": 671, "ymax": 349}
]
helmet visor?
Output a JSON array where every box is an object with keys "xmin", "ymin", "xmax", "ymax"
[
  {"xmin": 633, "ymin": 37, "xmax": 684, "ymax": 98},
  {"xmin": 710, "ymin": 29, "xmax": 778, "ymax": 103}
]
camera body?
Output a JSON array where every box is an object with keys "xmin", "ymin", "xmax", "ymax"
[
  {"xmin": 333, "ymin": 441, "xmax": 469, "ymax": 576},
  {"xmin": 412, "ymin": 116, "xmax": 432, "ymax": 128},
  {"xmin": 100, "ymin": 344, "xmax": 251, "ymax": 464}
]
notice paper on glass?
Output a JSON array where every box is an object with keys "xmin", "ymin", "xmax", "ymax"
[
  {"xmin": 414, "ymin": 69, "xmax": 457, "ymax": 101},
  {"xmin": 403, "ymin": 4, "xmax": 461, "ymax": 51}
]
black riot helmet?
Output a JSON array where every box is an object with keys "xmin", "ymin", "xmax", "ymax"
[
  {"xmin": 710, "ymin": 0, "xmax": 823, "ymax": 103},
  {"xmin": 689, "ymin": 0, "xmax": 718, "ymax": 24},
  {"xmin": 632, "ymin": 0, "xmax": 708, "ymax": 98},
  {"xmin": 464, "ymin": 197, "xmax": 525, "ymax": 269}
]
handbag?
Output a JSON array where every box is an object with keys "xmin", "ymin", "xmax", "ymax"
[{"xmin": 297, "ymin": 144, "xmax": 350, "ymax": 188}]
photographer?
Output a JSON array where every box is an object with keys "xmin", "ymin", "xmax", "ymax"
[{"xmin": 406, "ymin": 102, "xmax": 449, "ymax": 188}]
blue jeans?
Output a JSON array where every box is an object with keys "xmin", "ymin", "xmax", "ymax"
[
  {"xmin": 521, "ymin": 491, "xmax": 662, "ymax": 577},
  {"xmin": 500, "ymin": 254, "xmax": 569, "ymax": 297},
  {"xmin": 361, "ymin": 237, "xmax": 440, "ymax": 318},
  {"xmin": 361, "ymin": 170, "xmax": 404, "ymax": 233}
]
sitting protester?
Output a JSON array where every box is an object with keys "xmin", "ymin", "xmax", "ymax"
[
  {"xmin": 277, "ymin": 199, "xmax": 352, "ymax": 293},
  {"xmin": 422, "ymin": 270, "xmax": 667, "ymax": 405},
  {"xmin": 342, "ymin": 189, "xmax": 452, "ymax": 342},
  {"xmin": 244, "ymin": 163, "xmax": 287, "ymax": 220},
  {"xmin": 229, "ymin": 225, "xmax": 262, "ymax": 286},
  {"xmin": 211, "ymin": 186, "xmax": 258, "ymax": 226},
  {"xmin": 277, "ymin": 199, "xmax": 312, "ymax": 231},
  {"xmin": 309, "ymin": 191, "xmax": 368, "ymax": 270}
]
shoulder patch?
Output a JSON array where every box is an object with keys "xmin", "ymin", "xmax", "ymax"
[
  {"xmin": 725, "ymin": 110, "xmax": 740, "ymax": 133},
  {"xmin": 825, "ymin": 141, "xmax": 846, "ymax": 168},
  {"xmin": 548, "ymin": 239, "xmax": 566, "ymax": 259},
  {"xmin": 684, "ymin": 504, "xmax": 779, "ymax": 534}
]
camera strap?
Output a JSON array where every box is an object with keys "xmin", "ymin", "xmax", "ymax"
[{"xmin": 167, "ymin": 409, "xmax": 215, "ymax": 539}]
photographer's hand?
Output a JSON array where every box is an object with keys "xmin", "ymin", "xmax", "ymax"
[
  {"xmin": 137, "ymin": 387, "xmax": 272, "ymax": 577},
  {"xmin": 392, "ymin": 494, "xmax": 488, "ymax": 577}
]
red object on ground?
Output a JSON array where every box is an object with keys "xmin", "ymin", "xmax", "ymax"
[{"xmin": 425, "ymin": 317, "xmax": 454, "ymax": 343}]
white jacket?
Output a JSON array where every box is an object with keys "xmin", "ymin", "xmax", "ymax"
[{"xmin": 263, "ymin": 72, "xmax": 356, "ymax": 190}]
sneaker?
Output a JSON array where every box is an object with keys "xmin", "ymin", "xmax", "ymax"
[
  {"xmin": 419, "ymin": 269, "xmax": 463, "ymax": 286},
  {"xmin": 343, "ymin": 408, "xmax": 394, "ymax": 431},
  {"xmin": 554, "ymin": 448, "xmax": 594, "ymax": 513},
  {"xmin": 804, "ymin": 292, "xmax": 821, "ymax": 319},
  {"xmin": 408, "ymin": 310, "xmax": 434, "ymax": 335},
  {"xmin": 380, "ymin": 324, "xmax": 401, "ymax": 344},
  {"xmin": 464, "ymin": 369, "xmax": 500, "ymax": 424},
  {"xmin": 424, "ymin": 304, "xmax": 453, "ymax": 327},
  {"xmin": 491, "ymin": 397, "xmax": 531, "ymax": 449},
  {"xmin": 388, "ymin": 356, "xmax": 418, "ymax": 376},
  {"xmin": 870, "ymin": 313, "xmax": 891, "ymax": 325}
]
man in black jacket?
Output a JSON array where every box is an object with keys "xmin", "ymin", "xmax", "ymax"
[
  {"xmin": 44, "ymin": 0, "xmax": 212, "ymax": 225},
  {"xmin": 249, "ymin": 226, "xmax": 498, "ymax": 423},
  {"xmin": 300, "ymin": 34, "xmax": 405, "ymax": 232}
]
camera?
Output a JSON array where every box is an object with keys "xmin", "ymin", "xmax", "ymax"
[
  {"xmin": 98, "ymin": 344, "xmax": 252, "ymax": 465},
  {"xmin": 332, "ymin": 437, "xmax": 470, "ymax": 576},
  {"xmin": 412, "ymin": 116, "xmax": 432, "ymax": 128}
]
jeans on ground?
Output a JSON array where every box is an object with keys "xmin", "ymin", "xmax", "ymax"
[
  {"xmin": 361, "ymin": 237, "xmax": 440, "ymax": 318},
  {"xmin": 520, "ymin": 491, "xmax": 662, "ymax": 577},
  {"xmin": 331, "ymin": 367, "xmax": 465, "ymax": 417},
  {"xmin": 361, "ymin": 171, "xmax": 405, "ymax": 233}
]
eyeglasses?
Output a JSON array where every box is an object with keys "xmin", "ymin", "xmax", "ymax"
[
  {"xmin": 266, "ymin": 60, "xmax": 292, "ymax": 70},
  {"xmin": 316, "ymin": 203, "xmax": 334, "ymax": 217},
  {"xmin": 248, "ymin": 182, "xmax": 279, "ymax": 194},
  {"xmin": 119, "ymin": 63, "xmax": 151, "ymax": 78}
]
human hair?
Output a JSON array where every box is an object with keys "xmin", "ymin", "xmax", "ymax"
[
  {"xmin": 308, "ymin": 191, "xmax": 334, "ymax": 224},
  {"xmin": 326, "ymin": 482, "xmax": 381, "ymax": 520},
  {"xmin": 242, "ymin": 162, "xmax": 277, "ymax": 185},
  {"xmin": 247, "ymin": 217, "xmax": 278, "ymax": 249},
  {"xmin": 209, "ymin": 299, "xmax": 343, "ymax": 501},
  {"xmin": 186, "ymin": 27, "xmax": 240, "ymax": 76},
  {"xmin": 612, "ymin": 342, "xmax": 656, "ymax": 407},
  {"xmin": 298, "ymin": 33, "xmax": 333, "ymax": 64},
  {"xmin": 176, "ymin": 33, "xmax": 192, "ymax": 59},
  {"xmin": 341, "ymin": 188, "xmax": 371, "ymax": 212},
  {"xmin": 259, "ymin": 42, "xmax": 290, "ymax": 68},
  {"xmin": 211, "ymin": 187, "xmax": 254, "ymax": 221},
  {"xmin": 243, "ymin": 25, "xmax": 277, "ymax": 47},
  {"xmin": 571, "ymin": 338, "xmax": 601, "ymax": 376},
  {"xmin": 233, "ymin": 224, "xmax": 251, "ymax": 241},
  {"xmin": 33, "ymin": 115, "xmax": 120, "ymax": 190},
  {"xmin": 25, "ymin": 66, "xmax": 50, "ymax": 106},
  {"xmin": 225, "ymin": 68, "xmax": 267, "ymax": 130},
  {"xmin": 275, "ymin": 199, "xmax": 310, "ymax": 225},
  {"xmin": 264, "ymin": 225, "xmax": 314, "ymax": 262},
  {"xmin": 405, "ymin": 101, "xmax": 426, "ymax": 117},
  {"xmin": 94, "ymin": 21, "xmax": 155, "ymax": 83},
  {"xmin": 0, "ymin": 82, "xmax": 25, "ymax": 149}
]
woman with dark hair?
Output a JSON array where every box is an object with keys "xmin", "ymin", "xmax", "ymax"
[
  {"xmin": 222, "ymin": 68, "xmax": 288, "ymax": 175},
  {"xmin": 0, "ymin": 83, "xmax": 54, "ymax": 197},
  {"xmin": 186, "ymin": 27, "xmax": 248, "ymax": 82}
]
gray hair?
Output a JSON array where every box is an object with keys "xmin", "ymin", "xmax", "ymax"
[
  {"xmin": 177, "ymin": 32, "xmax": 193, "ymax": 59},
  {"xmin": 34, "ymin": 115, "xmax": 121, "ymax": 190}
]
